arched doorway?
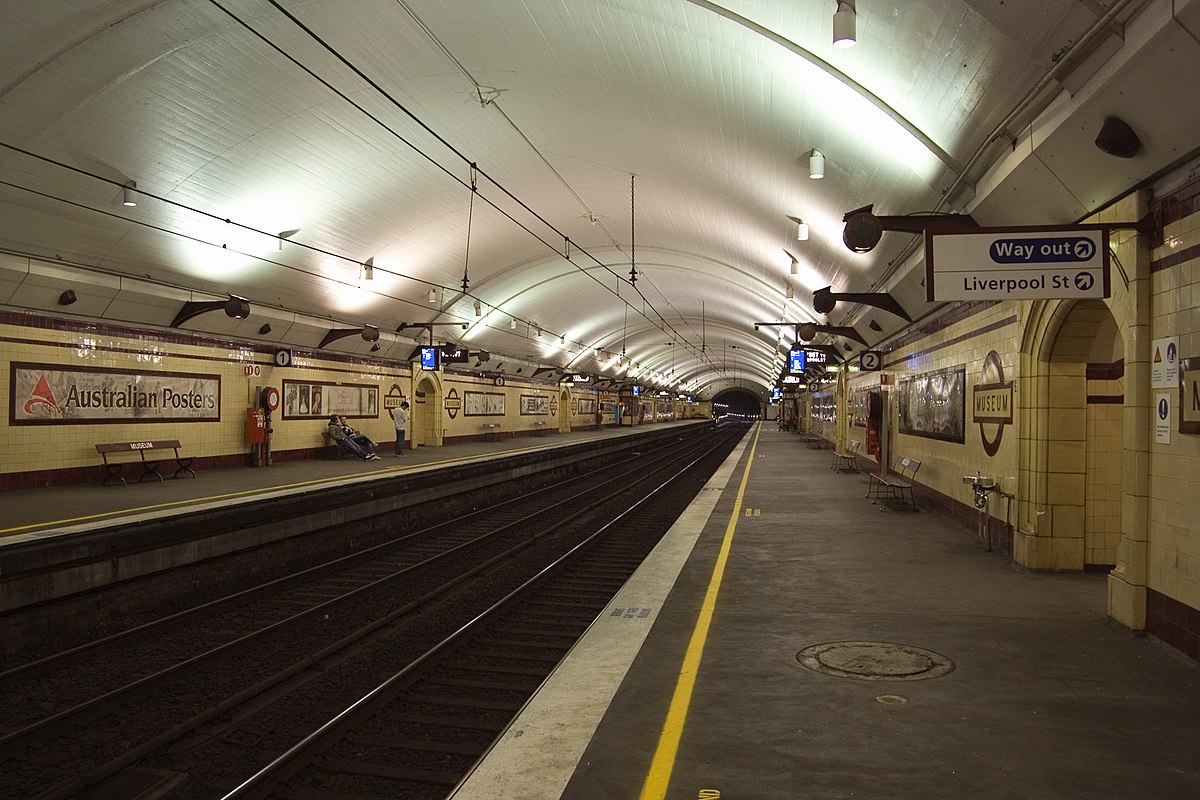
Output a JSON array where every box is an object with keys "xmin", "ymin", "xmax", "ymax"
[
  {"xmin": 559, "ymin": 388, "xmax": 572, "ymax": 433},
  {"xmin": 412, "ymin": 372, "xmax": 444, "ymax": 449},
  {"xmin": 1023, "ymin": 299, "xmax": 1125, "ymax": 570}
]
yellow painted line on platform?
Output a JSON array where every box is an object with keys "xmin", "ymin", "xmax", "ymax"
[
  {"xmin": 639, "ymin": 421, "xmax": 761, "ymax": 800},
  {"xmin": 0, "ymin": 443, "xmax": 557, "ymax": 537}
]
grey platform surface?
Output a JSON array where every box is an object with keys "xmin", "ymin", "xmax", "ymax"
[
  {"xmin": 0, "ymin": 423, "xmax": 686, "ymax": 543},
  {"xmin": 451, "ymin": 425, "xmax": 1200, "ymax": 800}
]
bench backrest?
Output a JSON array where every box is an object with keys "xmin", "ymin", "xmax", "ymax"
[
  {"xmin": 893, "ymin": 456, "xmax": 921, "ymax": 479},
  {"xmin": 96, "ymin": 440, "xmax": 181, "ymax": 454},
  {"xmin": 848, "ymin": 440, "xmax": 860, "ymax": 454}
]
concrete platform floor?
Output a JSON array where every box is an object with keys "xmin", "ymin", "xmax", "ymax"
[
  {"xmin": 0, "ymin": 423, "xmax": 683, "ymax": 542},
  {"xmin": 451, "ymin": 425, "xmax": 1200, "ymax": 800}
]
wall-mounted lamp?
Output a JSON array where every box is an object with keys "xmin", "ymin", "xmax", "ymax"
[
  {"xmin": 833, "ymin": 1, "xmax": 856, "ymax": 48},
  {"xmin": 171, "ymin": 295, "xmax": 251, "ymax": 327},
  {"xmin": 58, "ymin": 289, "xmax": 77, "ymax": 306},
  {"xmin": 318, "ymin": 324, "xmax": 379, "ymax": 348},
  {"xmin": 809, "ymin": 149, "xmax": 825, "ymax": 179},
  {"xmin": 361, "ymin": 257, "xmax": 375, "ymax": 281},
  {"xmin": 224, "ymin": 296, "xmax": 250, "ymax": 319},
  {"xmin": 121, "ymin": 181, "xmax": 138, "ymax": 207}
]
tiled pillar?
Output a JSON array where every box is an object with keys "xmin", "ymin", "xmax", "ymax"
[{"xmin": 1106, "ymin": 196, "xmax": 1150, "ymax": 630}]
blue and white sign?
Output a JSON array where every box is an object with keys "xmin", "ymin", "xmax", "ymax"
[
  {"xmin": 1156, "ymin": 393, "xmax": 1171, "ymax": 445},
  {"xmin": 925, "ymin": 227, "xmax": 1109, "ymax": 302},
  {"xmin": 789, "ymin": 348, "xmax": 806, "ymax": 373}
]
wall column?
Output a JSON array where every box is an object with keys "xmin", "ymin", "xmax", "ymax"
[{"xmin": 1106, "ymin": 198, "xmax": 1151, "ymax": 630}]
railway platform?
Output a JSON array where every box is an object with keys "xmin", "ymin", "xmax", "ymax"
[
  {"xmin": 451, "ymin": 424, "xmax": 1200, "ymax": 800},
  {"xmin": 0, "ymin": 422, "xmax": 698, "ymax": 541}
]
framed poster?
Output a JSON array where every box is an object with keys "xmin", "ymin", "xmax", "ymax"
[
  {"xmin": 520, "ymin": 394, "xmax": 549, "ymax": 415},
  {"xmin": 283, "ymin": 380, "xmax": 378, "ymax": 420},
  {"xmin": 465, "ymin": 391, "xmax": 505, "ymax": 416},
  {"xmin": 11, "ymin": 363, "xmax": 220, "ymax": 424},
  {"xmin": 850, "ymin": 387, "xmax": 869, "ymax": 428},
  {"xmin": 898, "ymin": 366, "xmax": 966, "ymax": 443}
]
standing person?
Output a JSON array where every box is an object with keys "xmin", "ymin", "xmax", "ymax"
[
  {"xmin": 391, "ymin": 400, "xmax": 410, "ymax": 456},
  {"xmin": 327, "ymin": 414, "xmax": 380, "ymax": 461}
]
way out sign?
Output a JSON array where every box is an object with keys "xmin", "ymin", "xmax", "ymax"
[{"xmin": 926, "ymin": 226, "xmax": 1110, "ymax": 302}]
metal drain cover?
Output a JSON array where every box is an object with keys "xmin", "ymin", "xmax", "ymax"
[{"xmin": 797, "ymin": 641, "xmax": 954, "ymax": 681}]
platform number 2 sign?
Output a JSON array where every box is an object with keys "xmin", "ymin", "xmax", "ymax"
[{"xmin": 859, "ymin": 350, "xmax": 882, "ymax": 371}]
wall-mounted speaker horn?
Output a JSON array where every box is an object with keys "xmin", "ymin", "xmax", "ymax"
[{"xmin": 1095, "ymin": 115, "xmax": 1140, "ymax": 159}]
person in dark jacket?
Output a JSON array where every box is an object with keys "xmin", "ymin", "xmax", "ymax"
[{"xmin": 327, "ymin": 414, "xmax": 380, "ymax": 460}]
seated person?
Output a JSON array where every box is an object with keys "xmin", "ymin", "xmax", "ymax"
[{"xmin": 327, "ymin": 414, "xmax": 380, "ymax": 460}]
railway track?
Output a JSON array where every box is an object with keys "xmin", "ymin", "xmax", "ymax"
[{"xmin": 0, "ymin": 424, "xmax": 745, "ymax": 800}]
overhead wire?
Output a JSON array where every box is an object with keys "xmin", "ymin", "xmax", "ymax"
[{"xmin": 241, "ymin": 0, "xmax": 727, "ymax": 380}]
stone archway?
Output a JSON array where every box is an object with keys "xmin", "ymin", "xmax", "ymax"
[
  {"xmin": 412, "ymin": 372, "xmax": 444, "ymax": 449},
  {"xmin": 559, "ymin": 387, "xmax": 572, "ymax": 433},
  {"xmin": 1015, "ymin": 191, "xmax": 1150, "ymax": 629},
  {"xmin": 1017, "ymin": 300, "xmax": 1125, "ymax": 571}
]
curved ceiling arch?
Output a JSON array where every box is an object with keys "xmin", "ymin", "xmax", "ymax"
[{"xmin": 1, "ymin": 0, "xmax": 1190, "ymax": 401}]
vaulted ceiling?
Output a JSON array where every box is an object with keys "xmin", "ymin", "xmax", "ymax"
[{"xmin": 1, "ymin": 0, "xmax": 1197, "ymax": 398}]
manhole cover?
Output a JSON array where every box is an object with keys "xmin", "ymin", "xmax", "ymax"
[{"xmin": 796, "ymin": 641, "xmax": 954, "ymax": 681}]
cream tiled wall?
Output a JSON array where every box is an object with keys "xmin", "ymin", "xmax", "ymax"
[
  {"xmin": 0, "ymin": 320, "xmax": 411, "ymax": 474},
  {"xmin": 1147, "ymin": 205, "xmax": 1200, "ymax": 611},
  {"xmin": 849, "ymin": 301, "xmax": 1022, "ymax": 512}
]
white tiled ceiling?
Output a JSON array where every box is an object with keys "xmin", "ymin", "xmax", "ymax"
[{"xmin": 0, "ymin": 0, "xmax": 1194, "ymax": 395}]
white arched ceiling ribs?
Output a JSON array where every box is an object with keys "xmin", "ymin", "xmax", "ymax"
[{"xmin": 682, "ymin": 0, "xmax": 962, "ymax": 175}]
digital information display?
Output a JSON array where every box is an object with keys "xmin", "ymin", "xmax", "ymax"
[
  {"xmin": 420, "ymin": 347, "xmax": 440, "ymax": 370},
  {"xmin": 789, "ymin": 349, "xmax": 806, "ymax": 373}
]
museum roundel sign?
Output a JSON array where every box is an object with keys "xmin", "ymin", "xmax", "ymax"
[{"xmin": 973, "ymin": 350, "xmax": 1013, "ymax": 457}]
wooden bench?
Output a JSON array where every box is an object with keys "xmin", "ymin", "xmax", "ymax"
[
  {"xmin": 802, "ymin": 425, "xmax": 825, "ymax": 449},
  {"xmin": 480, "ymin": 422, "xmax": 503, "ymax": 441},
  {"xmin": 95, "ymin": 440, "xmax": 195, "ymax": 486},
  {"xmin": 866, "ymin": 456, "xmax": 921, "ymax": 511},
  {"xmin": 831, "ymin": 439, "xmax": 861, "ymax": 472},
  {"xmin": 321, "ymin": 431, "xmax": 356, "ymax": 460}
]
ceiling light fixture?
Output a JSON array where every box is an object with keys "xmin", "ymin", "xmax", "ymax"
[
  {"xmin": 786, "ymin": 216, "xmax": 810, "ymax": 240},
  {"xmin": 785, "ymin": 284, "xmax": 794, "ymax": 300},
  {"xmin": 809, "ymin": 149, "xmax": 825, "ymax": 179},
  {"xmin": 510, "ymin": 318, "xmax": 517, "ymax": 329},
  {"xmin": 783, "ymin": 248, "xmax": 801, "ymax": 276},
  {"xmin": 276, "ymin": 228, "xmax": 300, "ymax": 250},
  {"xmin": 361, "ymin": 256, "xmax": 374, "ymax": 281},
  {"xmin": 833, "ymin": 1, "xmax": 856, "ymax": 48},
  {"xmin": 121, "ymin": 181, "xmax": 137, "ymax": 207},
  {"xmin": 427, "ymin": 288, "xmax": 437, "ymax": 303},
  {"xmin": 474, "ymin": 299, "xmax": 482, "ymax": 317}
]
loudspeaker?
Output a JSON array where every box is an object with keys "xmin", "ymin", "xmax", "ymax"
[{"xmin": 1095, "ymin": 115, "xmax": 1140, "ymax": 159}]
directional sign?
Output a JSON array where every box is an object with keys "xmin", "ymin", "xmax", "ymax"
[{"xmin": 925, "ymin": 226, "xmax": 1110, "ymax": 302}]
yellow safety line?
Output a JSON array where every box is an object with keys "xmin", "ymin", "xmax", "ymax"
[{"xmin": 639, "ymin": 421, "xmax": 761, "ymax": 800}]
